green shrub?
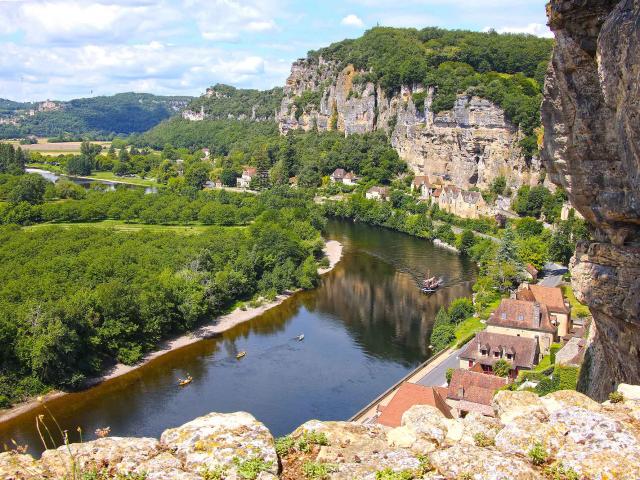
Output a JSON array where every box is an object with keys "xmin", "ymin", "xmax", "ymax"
[
  {"xmin": 303, "ymin": 462, "xmax": 336, "ymax": 479},
  {"xmin": 527, "ymin": 441, "xmax": 548, "ymax": 466},
  {"xmin": 275, "ymin": 435, "xmax": 296, "ymax": 456},
  {"xmin": 543, "ymin": 462, "xmax": 580, "ymax": 480},
  {"xmin": 493, "ymin": 359, "xmax": 511, "ymax": 377},
  {"xmin": 0, "ymin": 394, "xmax": 11, "ymax": 408},
  {"xmin": 473, "ymin": 432, "xmax": 495, "ymax": 447},
  {"xmin": 608, "ymin": 391, "xmax": 624, "ymax": 404},
  {"xmin": 446, "ymin": 368, "xmax": 454, "ymax": 385},
  {"xmin": 374, "ymin": 468, "xmax": 414, "ymax": 480},
  {"xmin": 447, "ymin": 298, "xmax": 474, "ymax": 323},
  {"xmin": 297, "ymin": 430, "xmax": 329, "ymax": 453},
  {"xmin": 232, "ymin": 457, "xmax": 273, "ymax": 480},
  {"xmin": 200, "ymin": 466, "xmax": 226, "ymax": 480}
]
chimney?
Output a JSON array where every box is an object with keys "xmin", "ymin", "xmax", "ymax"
[
  {"xmin": 458, "ymin": 387, "xmax": 464, "ymax": 398},
  {"xmin": 533, "ymin": 302, "xmax": 541, "ymax": 328}
]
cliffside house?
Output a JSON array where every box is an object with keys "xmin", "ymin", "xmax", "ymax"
[
  {"xmin": 237, "ymin": 167, "xmax": 257, "ymax": 189},
  {"xmin": 366, "ymin": 186, "xmax": 390, "ymax": 201},
  {"xmin": 376, "ymin": 383, "xmax": 452, "ymax": 427},
  {"xmin": 516, "ymin": 284, "xmax": 572, "ymax": 338},
  {"xmin": 411, "ymin": 176, "xmax": 435, "ymax": 198},
  {"xmin": 487, "ymin": 299, "xmax": 556, "ymax": 355},
  {"xmin": 459, "ymin": 331, "xmax": 539, "ymax": 379},
  {"xmin": 446, "ymin": 369, "xmax": 507, "ymax": 418},
  {"xmin": 330, "ymin": 168, "xmax": 358, "ymax": 185},
  {"xmin": 437, "ymin": 187, "xmax": 488, "ymax": 219}
]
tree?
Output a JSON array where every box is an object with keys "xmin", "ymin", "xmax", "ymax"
[
  {"xmin": 549, "ymin": 224, "xmax": 574, "ymax": 265},
  {"xmin": 448, "ymin": 298, "xmax": 474, "ymax": 323},
  {"xmin": 493, "ymin": 359, "xmax": 511, "ymax": 377},
  {"xmin": 220, "ymin": 168, "xmax": 239, "ymax": 187},
  {"xmin": 456, "ymin": 229, "xmax": 476, "ymax": 254},
  {"xmin": 517, "ymin": 236, "xmax": 548, "ymax": 270},
  {"xmin": 496, "ymin": 228, "xmax": 520, "ymax": 265},
  {"xmin": 8, "ymin": 174, "xmax": 48, "ymax": 204},
  {"xmin": 184, "ymin": 162, "xmax": 210, "ymax": 190},
  {"xmin": 0, "ymin": 143, "xmax": 26, "ymax": 174},
  {"xmin": 490, "ymin": 175, "xmax": 507, "ymax": 196},
  {"xmin": 118, "ymin": 146, "xmax": 130, "ymax": 163},
  {"xmin": 515, "ymin": 217, "xmax": 543, "ymax": 238}
]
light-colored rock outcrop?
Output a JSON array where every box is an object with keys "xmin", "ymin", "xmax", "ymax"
[
  {"xmin": 3, "ymin": 389, "xmax": 640, "ymax": 479},
  {"xmin": 541, "ymin": 0, "xmax": 640, "ymax": 400},
  {"xmin": 277, "ymin": 60, "xmax": 540, "ymax": 189}
]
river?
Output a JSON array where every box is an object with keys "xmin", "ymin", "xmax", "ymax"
[
  {"xmin": 0, "ymin": 219, "xmax": 475, "ymax": 455},
  {"xmin": 26, "ymin": 168, "xmax": 158, "ymax": 194}
]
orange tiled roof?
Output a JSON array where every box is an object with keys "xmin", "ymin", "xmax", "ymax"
[
  {"xmin": 447, "ymin": 369, "xmax": 507, "ymax": 406},
  {"xmin": 377, "ymin": 383, "xmax": 452, "ymax": 427},
  {"xmin": 488, "ymin": 299, "xmax": 555, "ymax": 333},
  {"xmin": 518, "ymin": 284, "xmax": 570, "ymax": 314}
]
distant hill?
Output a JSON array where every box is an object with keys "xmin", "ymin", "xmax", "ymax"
[
  {"xmin": 185, "ymin": 84, "xmax": 284, "ymax": 121},
  {"xmin": 0, "ymin": 92, "xmax": 192, "ymax": 139}
]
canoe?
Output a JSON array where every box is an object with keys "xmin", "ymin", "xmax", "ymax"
[
  {"xmin": 178, "ymin": 376, "xmax": 193, "ymax": 386},
  {"xmin": 236, "ymin": 351, "xmax": 246, "ymax": 359},
  {"xmin": 297, "ymin": 334, "xmax": 305, "ymax": 341}
]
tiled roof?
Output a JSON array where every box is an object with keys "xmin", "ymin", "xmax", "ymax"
[
  {"xmin": 368, "ymin": 186, "xmax": 390, "ymax": 195},
  {"xmin": 517, "ymin": 284, "xmax": 569, "ymax": 314},
  {"xmin": 412, "ymin": 175, "xmax": 431, "ymax": 187},
  {"xmin": 243, "ymin": 167, "xmax": 257, "ymax": 176},
  {"xmin": 461, "ymin": 190, "xmax": 484, "ymax": 205},
  {"xmin": 377, "ymin": 383, "xmax": 452, "ymax": 427},
  {"xmin": 460, "ymin": 331, "xmax": 538, "ymax": 369},
  {"xmin": 344, "ymin": 171, "xmax": 358, "ymax": 179},
  {"xmin": 488, "ymin": 299, "xmax": 555, "ymax": 333},
  {"xmin": 447, "ymin": 369, "xmax": 507, "ymax": 407},
  {"xmin": 331, "ymin": 168, "xmax": 346, "ymax": 178}
]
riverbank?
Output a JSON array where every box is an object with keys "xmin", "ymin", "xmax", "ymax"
[
  {"xmin": 0, "ymin": 240, "xmax": 344, "ymax": 425},
  {"xmin": 26, "ymin": 165, "xmax": 157, "ymax": 188}
]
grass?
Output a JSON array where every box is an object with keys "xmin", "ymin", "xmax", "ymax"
[
  {"xmin": 454, "ymin": 316, "xmax": 484, "ymax": 345},
  {"xmin": 561, "ymin": 285, "xmax": 590, "ymax": 319},
  {"xmin": 89, "ymin": 171, "xmax": 158, "ymax": 187},
  {"xmin": 25, "ymin": 220, "xmax": 223, "ymax": 235}
]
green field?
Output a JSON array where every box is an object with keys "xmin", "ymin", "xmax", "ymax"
[
  {"xmin": 89, "ymin": 171, "xmax": 158, "ymax": 187},
  {"xmin": 25, "ymin": 220, "xmax": 224, "ymax": 235}
]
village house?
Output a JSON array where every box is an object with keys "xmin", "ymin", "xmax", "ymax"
[
  {"xmin": 459, "ymin": 331, "xmax": 539, "ymax": 379},
  {"xmin": 446, "ymin": 369, "xmax": 507, "ymax": 418},
  {"xmin": 486, "ymin": 299, "xmax": 556, "ymax": 355},
  {"xmin": 236, "ymin": 167, "xmax": 257, "ymax": 189},
  {"xmin": 436, "ymin": 186, "xmax": 488, "ymax": 219},
  {"xmin": 202, "ymin": 148, "xmax": 210, "ymax": 159},
  {"xmin": 375, "ymin": 383, "xmax": 452, "ymax": 427},
  {"xmin": 330, "ymin": 168, "xmax": 358, "ymax": 185},
  {"xmin": 411, "ymin": 176, "xmax": 435, "ymax": 198},
  {"xmin": 517, "ymin": 284, "xmax": 572, "ymax": 337},
  {"xmin": 365, "ymin": 186, "xmax": 390, "ymax": 201}
]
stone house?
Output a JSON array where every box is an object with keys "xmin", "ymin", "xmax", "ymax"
[
  {"xmin": 237, "ymin": 167, "xmax": 257, "ymax": 189},
  {"xmin": 366, "ymin": 186, "xmax": 390, "ymax": 201},
  {"xmin": 459, "ymin": 331, "xmax": 539, "ymax": 378},
  {"xmin": 516, "ymin": 284, "xmax": 572, "ymax": 338},
  {"xmin": 330, "ymin": 168, "xmax": 358, "ymax": 185},
  {"xmin": 446, "ymin": 369, "xmax": 507, "ymax": 418},
  {"xmin": 411, "ymin": 176, "xmax": 435, "ymax": 198},
  {"xmin": 486, "ymin": 299, "xmax": 556, "ymax": 355},
  {"xmin": 342, "ymin": 171, "xmax": 359, "ymax": 185},
  {"xmin": 437, "ymin": 186, "xmax": 488, "ymax": 219}
]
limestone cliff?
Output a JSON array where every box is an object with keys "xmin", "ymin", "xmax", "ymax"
[
  {"xmin": 3, "ymin": 386, "xmax": 640, "ymax": 479},
  {"xmin": 541, "ymin": 0, "xmax": 640, "ymax": 400},
  {"xmin": 277, "ymin": 59, "xmax": 541, "ymax": 189}
]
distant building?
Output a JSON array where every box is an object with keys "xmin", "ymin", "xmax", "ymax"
[
  {"xmin": 525, "ymin": 264, "xmax": 539, "ymax": 282},
  {"xmin": 365, "ymin": 186, "xmax": 390, "ymax": 201},
  {"xmin": 459, "ymin": 331, "xmax": 539, "ymax": 378},
  {"xmin": 289, "ymin": 176, "xmax": 298, "ymax": 188},
  {"xmin": 517, "ymin": 284, "xmax": 572, "ymax": 337},
  {"xmin": 447, "ymin": 369, "xmax": 507, "ymax": 418},
  {"xmin": 237, "ymin": 167, "xmax": 257, "ymax": 189},
  {"xmin": 376, "ymin": 383, "xmax": 452, "ymax": 427},
  {"xmin": 330, "ymin": 168, "xmax": 358, "ymax": 185},
  {"xmin": 411, "ymin": 176, "xmax": 434, "ymax": 198},
  {"xmin": 330, "ymin": 168, "xmax": 346, "ymax": 183},
  {"xmin": 487, "ymin": 299, "xmax": 556, "ymax": 355},
  {"xmin": 437, "ymin": 186, "xmax": 488, "ymax": 219},
  {"xmin": 202, "ymin": 148, "xmax": 210, "ymax": 159}
]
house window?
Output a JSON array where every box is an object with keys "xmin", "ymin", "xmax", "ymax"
[
  {"xmin": 481, "ymin": 349, "xmax": 487, "ymax": 356},
  {"xmin": 501, "ymin": 313, "xmax": 507, "ymax": 320},
  {"xmin": 506, "ymin": 353, "xmax": 513, "ymax": 360},
  {"xmin": 494, "ymin": 352, "xmax": 500, "ymax": 358},
  {"xmin": 517, "ymin": 314, "xmax": 524, "ymax": 321},
  {"xmin": 469, "ymin": 360, "xmax": 473, "ymax": 367}
]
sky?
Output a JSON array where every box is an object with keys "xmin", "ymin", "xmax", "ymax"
[{"xmin": 0, "ymin": 0, "xmax": 552, "ymax": 102}]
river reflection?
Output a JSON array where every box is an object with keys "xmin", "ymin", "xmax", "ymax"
[{"xmin": 0, "ymin": 219, "xmax": 475, "ymax": 455}]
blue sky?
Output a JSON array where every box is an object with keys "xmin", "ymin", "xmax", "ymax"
[{"xmin": 0, "ymin": 0, "xmax": 551, "ymax": 101}]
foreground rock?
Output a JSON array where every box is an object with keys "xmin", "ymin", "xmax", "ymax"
[
  {"xmin": 541, "ymin": 0, "xmax": 640, "ymax": 400},
  {"xmin": 3, "ymin": 387, "xmax": 640, "ymax": 479}
]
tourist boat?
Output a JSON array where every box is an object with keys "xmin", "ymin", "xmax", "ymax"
[
  {"xmin": 236, "ymin": 351, "xmax": 246, "ymax": 359},
  {"xmin": 421, "ymin": 276, "xmax": 443, "ymax": 293},
  {"xmin": 178, "ymin": 375, "xmax": 193, "ymax": 387},
  {"xmin": 297, "ymin": 334, "xmax": 305, "ymax": 341}
]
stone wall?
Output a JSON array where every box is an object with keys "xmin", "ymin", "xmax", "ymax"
[
  {"xmin": 541, "ymin": 0, "xmax": 640, "ymax": 400},
  {"xmin": 3, "ymin": 385, "xmax": 640, "ymax": 479},
  {"xmin": 277, "ymin": 61, "xmax": 541, "ymax": 190}
]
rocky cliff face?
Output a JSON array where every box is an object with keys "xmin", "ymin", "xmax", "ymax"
[
  {"xmin": 541, "ymin": 0, "xmax": 640, "ymax": 400},
  {"xmin": 277, "ymin": 60, "xmax": 540, "ymax": 189},
  {"xmin": 3, "ymin": 386, "xmax": 640, "ymax": 479}
]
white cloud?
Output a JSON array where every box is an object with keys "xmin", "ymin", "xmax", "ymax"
[
  {"xmin": 487, "ymin": 23, "xmax": 553, "ymax": 38},
  {"xmin": 341, "ymin": 14, "xmax": 364, "ymax": 28}
]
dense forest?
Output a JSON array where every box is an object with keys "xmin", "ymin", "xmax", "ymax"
[
  {"xmin": 186, "ymin": 84, "xmax": 284, "ymax": 121},
  {"xmin": 0, "ymin": 93, "xmax": 192, "ymax": 140},
  {"xmin": 0, "ymin": 185, "xmax": 326, "ymax": 407}
]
